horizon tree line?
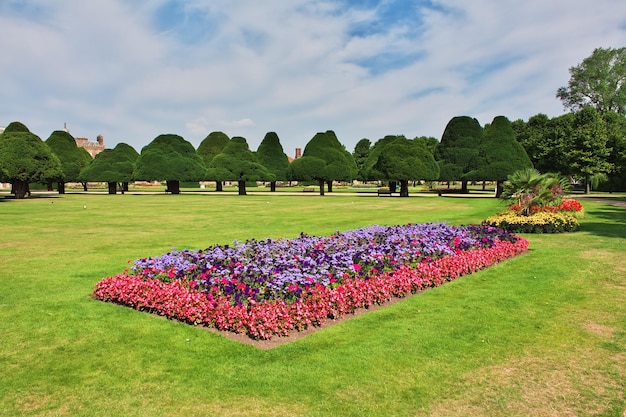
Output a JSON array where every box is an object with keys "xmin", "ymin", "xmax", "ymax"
[{"xmin": 1, "ymin": 108, "xmax": 625, "ymax": 199}]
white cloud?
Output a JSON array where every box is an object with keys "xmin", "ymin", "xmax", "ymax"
[{"xmin": 0, "ymin": 0, "xmax": 624, "ymax": 154}]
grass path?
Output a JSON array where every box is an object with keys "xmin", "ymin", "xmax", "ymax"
[{"xmin": 0, "ymin": 192, "xmax": 624, "ymax": 416}]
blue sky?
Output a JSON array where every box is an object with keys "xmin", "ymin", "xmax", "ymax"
[{"xmin": 1, "ymin": 0, "xmax": 625, "ymax": 156}]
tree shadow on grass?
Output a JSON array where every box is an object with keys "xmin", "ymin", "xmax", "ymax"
[
  {"xmin": 583, "ymin": 206, "xmax": 626, "ymax": 239},
  {"xmin": 0, "ymin": 194, "xmax": 60, "ymax": 202}
]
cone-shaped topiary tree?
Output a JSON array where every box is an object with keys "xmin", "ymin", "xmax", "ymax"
[
  {"xmin": 289, "ymin": 131, "xmax": 357, "ymax": 194},
  {"xmin": 465, "ymin": 116, "xmax": 532, "ymax": 197},
  {"xmin": 3, "ymin": 121, "xmax": 30, "ymax": 134},
  {"xmin": 434, "ymin": 116, "xmax": 483, "ymax": 192},
  {"xmin": 256, "ymin": 132, "xmax": 289, "ymax": 192},
  {"xmin": 0, "ymin": 128, "xmax": 63, "ymax": 198},
  {"xmin": 353, "ymin": 138, "xmax": 372, "ymax": 182},
  {"xmin": 197, "ymin": 131, "xmax": 230, "ymax": 191},
  {"xmin": 79, "ymin": 143, "xmax": 138, "ymax": 194},
  {"xmin": 45, "ymin": 130, "xmax": 93, "ymax": 194},
  {"xmin": 373, "ymin": 136, "xmax": 440, "ymax": 197},
  {"xmin": 134, "ymin": 134, "xmax": 206, "ymax": 194},
  {"xmin": 207, "ymin": 137, "xmax": 275, "ymax": 195}
]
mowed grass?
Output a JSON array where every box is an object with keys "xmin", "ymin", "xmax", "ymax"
[{"xmin": 0, "ymin": 192, "xmax": 624, "ymax": 416}]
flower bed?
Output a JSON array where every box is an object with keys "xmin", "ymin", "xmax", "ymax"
[
  {"xmin": 94, "ymin": 223, "xmax": 529, "ymax": 340},
  {"xmin": 484, "ymin": 211, "xmax": 580, "ymax": 233},
  {"xmin": 485, "ymin": 198, "xmax": 584, "ymax": 233}
]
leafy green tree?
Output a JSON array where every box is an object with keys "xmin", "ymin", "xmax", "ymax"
[
  {"xmin": 45, "ymin": 130, "xmax": 92, "ymax": 194},
  {"xmin": 556, "ymin": 47, "xmax": 626, "ymax": 115},
  {"xmin": 0, "ymin": 130, "xmax": 63, "ymax": 198},
  {"xmin": 256, "ymin": 132, "xmax": 289, "ymax": 192},
  {"xmin": 513, "ymin": 113, "xmax": 573, "ymax": 175},
  {"xmin": 465, "ymin": 116, "xmax": 532, "ymax": 197},
  {"xmin": 288, "ymin": 131, "xmax": 356, "ymax": 194},
  {"xmin": 197, "ymin": 131, "xmax": 230, "ymax": 191},
  {"xmin": 360, "ymin": 135, "xmax": 398, "ymax": 185},
  {"xmin": 207, "ymin": 137, "xmax": 275, "ymax": 195},
  {"xmin": 373, "ymin": 136, "xmax": 439, "ymax": 197},
  {"xmin": 434, "ymin": 116, "xmax": 483, "ymax": 192},
  {"xmin": 134, "ymin": 134, "xmax": 206, "ymax": 194},
  {"xmin": 79, "ymin": 143, "xmax": 139, "ymax": 194},
  {"xmin": 601, "ymin": 111, "xmax": 626, "ymax": 191},
  {"xmin": 353, "ymin": 138, "xmax": 371, "ymax": 181},
  {"xmin": 563, "ymin": 106, "xmax": 612, "ymax": 193}
]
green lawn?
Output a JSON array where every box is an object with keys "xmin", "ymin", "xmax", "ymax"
[{"xmin": 0, "ymin": 192, "xmax": 624, "ymax": 416}]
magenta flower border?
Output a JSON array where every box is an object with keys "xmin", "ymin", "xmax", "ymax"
[{"xmin": 94, "ymin": 237, "xmax": 528, "ymax": 340}]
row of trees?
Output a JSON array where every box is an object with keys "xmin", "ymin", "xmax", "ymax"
[
  {"xmin": 4, "ymin": 109, "xmax": 622, "ymax": 199},
  {"xmin": 1, "ymin": 114, "xmax": 532, "ymax": 198}
]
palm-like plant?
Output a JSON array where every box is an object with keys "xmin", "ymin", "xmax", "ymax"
[{"xmin": 501, "ymin": 168, "xmax": 572, "ymax": 215}]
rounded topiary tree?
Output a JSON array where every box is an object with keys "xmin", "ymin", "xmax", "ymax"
[
  {"xmin": 3, "ymin": 121, "xmax": 30, "ymax": 134},
  {"xmin": 134, "ymin": 134, "xmax": 206, "ymax": 194},
  {"xmin": 197, "ymin": 131, "xmax": 230, "ymax": 191},
  {"xmin": 434, "ymin": 116, "xmax": 483, "ymax": 192},
  {"xmin": 353, "ymin": 138, "xmax": 372, "ymax": 182},
  {"xmin": 256, "ymin": 132, "xmax": 289, "ymax": 192},
  {"xmin": 45, "ymin": 130, "xmax": 93, "ymax": 194},
  {"xmin": 373, "ymin": 136, "xmax": 440, "ymax": 197},
  {"xmin": 289, "ymin": 131, "xmax": 356, "ymax": 194},
  {"xmin": 207, "ymin": 137, "xmax": 275, "ymax": 195},
  {"xmin": 79, "ymin": 143, "xmax": 139, "ymax": 194},
  {"xmin": 465, "ymin": 116, "xmax": 532, "ymax": 197},
  {"xmin": 0, "ymin": 129, "xmax": 63, "ymax": 198}
]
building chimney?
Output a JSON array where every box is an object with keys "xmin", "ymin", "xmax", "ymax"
[
  {"xmin": 295, "ymin": 148, "xmax": 302, "ymax": 159},
  {"xmin": 97, "ymin": 135, "xmax": 104, "ymax": 146}
]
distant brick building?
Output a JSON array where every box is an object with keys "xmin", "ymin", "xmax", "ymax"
[{"xmin": 75, "ymin": 134, "xmax": 105, "ymax": 157}]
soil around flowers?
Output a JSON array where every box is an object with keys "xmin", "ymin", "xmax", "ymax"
[{"xmin": 198, "ymin": 294, "xmax": 410, "ymax": 349}]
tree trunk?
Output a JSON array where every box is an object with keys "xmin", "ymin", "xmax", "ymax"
[
  {"xmin": 215, "ymin": 181, "xmax": 223, "ymax": 192},
  {"xmin": 82, "ymin": 182, "xmax": 88, "ymax": 191},
  {"xmin": 118, "ymin": 182, "xmax": 125, "ymax": 195},
  {"xmin": 270, "ymin": 181, "xmax": 276, "ymax": 192},
  {"xmin": 585, "ymin": 175, "xmax": 591, "ymax": 194},
  {"xmin": 326, "ymin": 180, "xmax": 333, "ymax": 193},
  {"xmin": 166, "ymin": 180, "xmax": 180, "ymax": 194},
  {"xmin": 238, "ymin": 180, "xmax": 247, "ymax": 195},
  {"xmin": 57, "ymin": 182, "xmax": 66, "ymax": 194},
  {"xmin": 47, "ymin": 182, "xmax": 54, "ymax": 192},
  {"xmin": 495, "ymin": 181, "xmax": 504, "ymax": 198},
  {"xmin": 318, "ymin": 179, "xmax": 325, "ymax": 196},
  {"xmin": 107, "ymin": 182, "xmax": 117, "ymax": 194},
  {"xmin": 482, "ymin": 180, "xmax": 487, "ymax": 191},
  {"xmin": 389, "ymin": 181, "xmax": 397, "ymax": 193},
  {"xmin": 122, "ymin": 182, "xmax": 129, "ymax": 192},
  {"xmin": 13, "ymin": 180, "xmax": 30, "ymax": 199},
  {"xmin": 461, "ymin": 180, "xmax": 469, "ymax": 194},
  {"xmin": 399, "ymin": 180, "xmax": 410, "ymax": 197}
]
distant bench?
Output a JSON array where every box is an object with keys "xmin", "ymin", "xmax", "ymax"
[
  {"xmin": 303, "ymin": 187, "xmax": 316, "ymax": 192},
  {"xmin": 377, "ymin": 188, "xmax": 392, "ymax": 196}
]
